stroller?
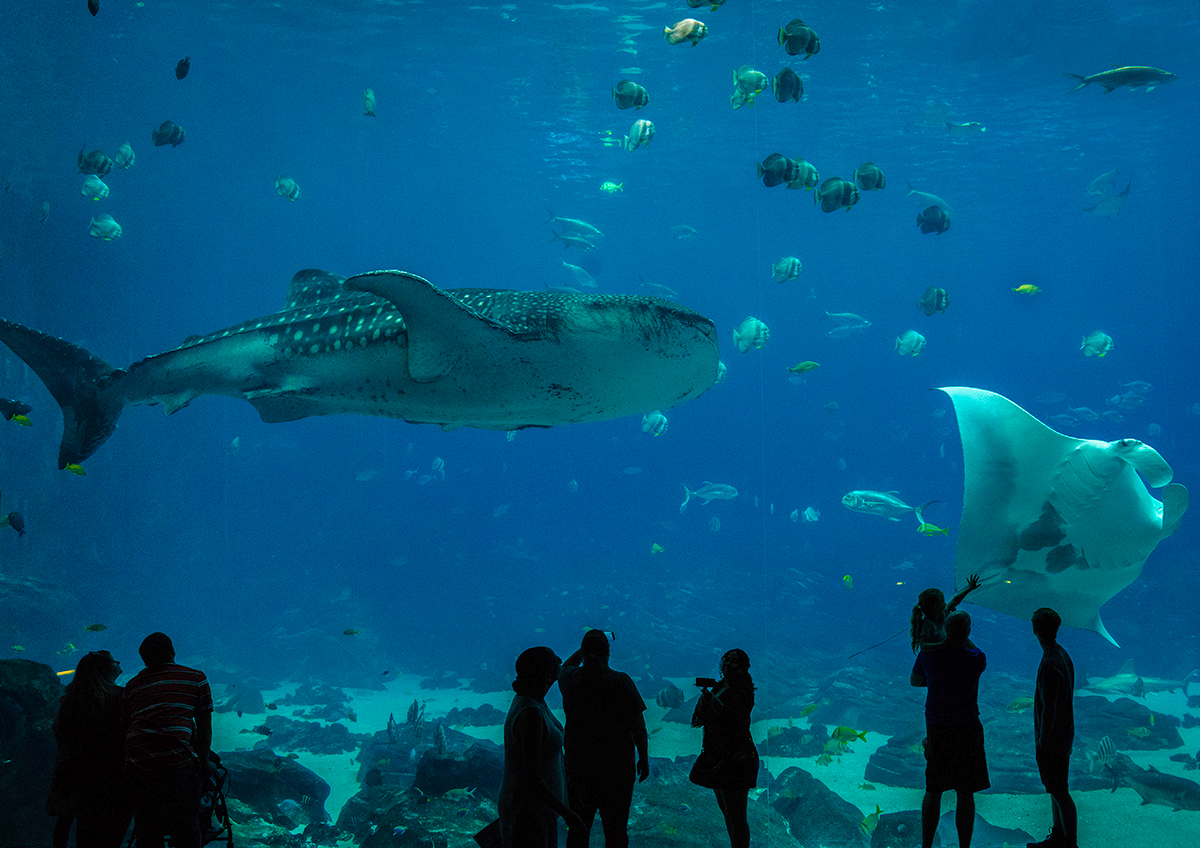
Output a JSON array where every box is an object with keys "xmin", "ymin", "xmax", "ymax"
[
  {"xmin": 199, "ymin": 752, "xmax": 234, "ymax": 848},
  {"xmin": 127, "ymin": 752, "xmax": 234, "ymax": 848}
]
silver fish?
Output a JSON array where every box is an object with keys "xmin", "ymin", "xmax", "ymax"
[
  {"xmin": 841, "ymin": 490, "xmax": 934, "ymax": 521},
  {"xmin": 680, "ymin": 482, "xmax": 738, "ymax": 514},
  {"xmin": 1065, "ymin": 66, "xmax": 1177, "ymax": 93},
  {"xmin": 545, "ymin": 210, "xmax": 603, "ymax": 239}
]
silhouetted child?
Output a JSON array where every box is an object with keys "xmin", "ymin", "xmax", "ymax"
[{"xmin": 910, "ymin": 573, "xmax": 981, "ymax": 653}]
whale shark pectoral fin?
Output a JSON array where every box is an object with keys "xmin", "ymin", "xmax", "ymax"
[
  {"xmin": 247, "ymin": 393, "xmax": 325, "ymax": 424},
  {"xmin": 345, "ymin": 270, "xmax": 510, "ymax": 383}
]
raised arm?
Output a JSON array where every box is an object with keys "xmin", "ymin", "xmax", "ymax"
[{"xmin": 946, "ymin": 572, "xmax": 981, "ymax": 611}]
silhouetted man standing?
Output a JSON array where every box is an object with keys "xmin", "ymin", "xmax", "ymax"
[
  {"xmin": 124, "ymin": 633, "xmax": 213, "ymax": 848},
  {"xmin": 911, "ymin": 611, "xmax": 989, "ymax": 848},
  {"xmin": 1028, "ymin": 608, "xmax": 1077, "ymax": 848},
  {"xmin": 558, "ymin": 629, "xmax": 649, "ymax": 848}
]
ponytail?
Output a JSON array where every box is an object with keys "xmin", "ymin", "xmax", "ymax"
[{"xmin": 910, "ymin": 604, "xmax": 925, "ymax": 654}]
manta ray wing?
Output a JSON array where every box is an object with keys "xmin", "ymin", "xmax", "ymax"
[{"xmin": 940, "ymin": 387, "xmax": 1187, "ymax": 646}]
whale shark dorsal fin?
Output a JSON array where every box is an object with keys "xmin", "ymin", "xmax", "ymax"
[
  {"xmin": 285, "ymin": 269, "xmax": 350, "ymax": 308},
  {"xmin": 345, "ymin": 270, "xmax": 510, "ymax": 383}
]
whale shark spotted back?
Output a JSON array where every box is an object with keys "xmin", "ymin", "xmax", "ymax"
[{"xmin": 0, "ymin": 269, "xmax": 720, "ymax": 469}]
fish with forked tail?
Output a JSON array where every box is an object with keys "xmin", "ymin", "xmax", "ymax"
[
  {"xmin": 1065, "ymin": 66, "xmax": 1176, "ymax": 93},
  {"xmin": 0, "ymin": 270, "xmax": 719, "ymax": 470},
  {"xmin": 842, "ymin": 490, "xmax": 935, "ymax": 521}
]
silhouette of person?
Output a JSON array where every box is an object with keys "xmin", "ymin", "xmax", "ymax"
[
  {"xmin": 498, "ymin": 646, "xmax": 583, "ymax": 848},
  {"xmin": 558, "ymin": 629, "xmax": 649, "ymax": 848},
  {"xmin": 911, "ymin": 611, "xmax": 989, "ymax": 848},
  {"xmin": 123, "ymin": 633, "xmax": 213, "ymax": 848},
  {"xmin": 1028, "ymin": 608, "xmax": 1077, "ymax": 848},
  {"xmin": 47, "ymin": 650, "xmax": 131, "ymax": 848},
  {"xmin": 688, "ymin": 648, "xmax": 759, "ymax": 848},
  {"xmin": 910, "ymin": 574, "xmax": 981, "ymax": 653}
]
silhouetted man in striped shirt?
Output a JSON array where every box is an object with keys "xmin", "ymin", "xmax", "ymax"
[{"xmin": 124, "ymin": 633, "xmax": 213, "ymax": 848}]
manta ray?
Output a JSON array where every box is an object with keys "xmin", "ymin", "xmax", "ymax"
[
  {"xmin": 941, "ymin": 387, "xmax": 1188, "ymax": 646},
  {"xmin": 0, "ymin": 269, "xmax": 720, "ymax": 469}
]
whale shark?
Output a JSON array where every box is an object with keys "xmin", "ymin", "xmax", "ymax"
[
  {"xmin": 0, "ymin": 269, "xmax": 720, "ymax": 469},
  {"xmin": 941, "ymin": 387, "xmax": 1187, "ymax": 646}
]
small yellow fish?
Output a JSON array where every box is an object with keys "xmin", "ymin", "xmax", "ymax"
[
  {"xmin": 832, "ymin": 726, "xmax": 868, "ymax": 743},
  {"xmin": 1127, "ymin": 726, "xmax": 1151, "ymax": 738},
  {"xmin": 57, "ymin": 668, "xmax": 75, "ymax": 676},
  {"xmin": 11, "ymin": 414, "xmax": 31, "ymax": 426},
  {"xmin": 858, "ymin": 782, "xmax": 876, "ymax": 791},
  {"xmin": 12, "ymin": 645, "xmax": 25, "ymax": 652},
  {"xmin": 346, "ymin": 710, "xmax": 357, "ymax": 722},
  {"xmin": 343, "ymin": 628, "xmax": 361, "ymax": 636},
  {"xmin": 64, "ymin": 463, "xmax": 86, "ymax": 475},
  {"xmin": 800, "ymin": 703, "xmax": 819, "ymax": 717},
  {"xmin": 861, "ymin": 804, "xmax": 882, "ymax": 835},
  {"xmin": 443, "ymin": 787, "xmax": 476, "ymax": 801},
  {"xmin": 651, "ymin": 543, "xmax": 664, "ymax": 555},
  {"xmin": 1150, "ymin": 714, "xmax": 1155, "ymax": 726},
  {"xmin": 600, "ymin": 181, "xmax": 623, "ymax": 194},
  {"xmin": 767, "ymin": 726, "xmax": 786, "ymax": 738},
  {"xmin": 1012, "ymin": 284, "xmax": 1041, "ymax": 294},
  {"xmin": 788, "ymin": 361, "xmax": 820, "ymax": 374},
  {"xmin": 842, "ymin": 574, "xmax": 853, "ymax": 589},
  {"xmin": 918, "ymin": 522, "xmax": 948, "ymax": 536},
  {"xmin": 816, "ymin": 753, "xmax": 833, "ymax": 766},
  {"xmin": 824, "ymin": 740, "xmax": 847, "ymax": 754},
  {"xmin": 1006, "ymin": 697, "xmax": 1034, "ymax": 713},
  {"xmin": 56, "ymin": 642, "xmax": 77, "ymax": 656},
  {"xmin": 83, "ymin": 623, "xmax": 107, "ymax": 632}
]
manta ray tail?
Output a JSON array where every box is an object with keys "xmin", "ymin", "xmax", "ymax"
[{"xmin": 0, "ymin": 319, "xmax": 125, "ymax": 468}]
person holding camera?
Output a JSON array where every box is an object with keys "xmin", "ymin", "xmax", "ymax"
[
  {"xmin": 558, "ymin": 629, "xmax": 649, "ymax": 848},
  {"xmin": 688, "ymin": 649, "xmax": 758, "ymax": 848}
]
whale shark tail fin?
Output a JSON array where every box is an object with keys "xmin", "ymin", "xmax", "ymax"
[{"xmin": 0, "ymin": 319, "xmax": 125, "ymax": 468}]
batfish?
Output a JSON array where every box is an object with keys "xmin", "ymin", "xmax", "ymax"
[
  {"xmin": 941, "ymin": 387, "xmax": 1187, "ymax": 646},
  {"xmin": 0, "ymin": 269, "xmax": 719, "ymax": 469},
  {"xmin": 1084, "ymin": 179, "xmax": 1131, "ymax": 217}
]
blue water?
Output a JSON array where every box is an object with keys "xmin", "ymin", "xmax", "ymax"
[{"xmin": 1, "ymin": 0, "xmax": 1197, "ymax": 750}]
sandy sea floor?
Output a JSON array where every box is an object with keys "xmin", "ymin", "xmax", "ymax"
[{"xmin": 211, "ymin": 676, "xmax": 1200, "ymax": 847}]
